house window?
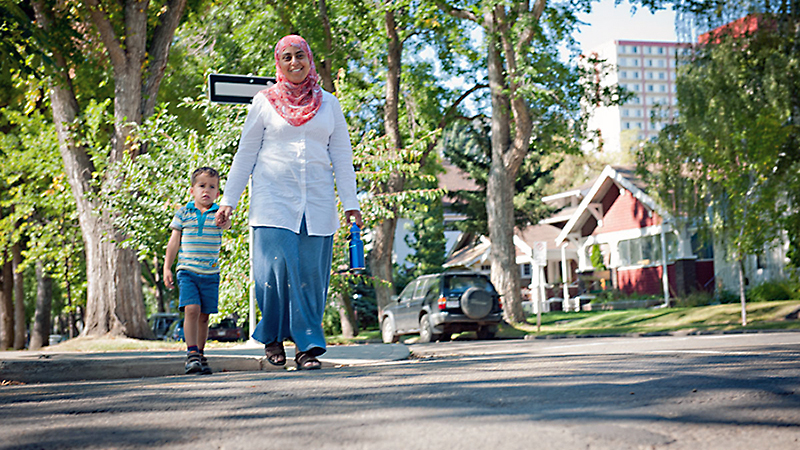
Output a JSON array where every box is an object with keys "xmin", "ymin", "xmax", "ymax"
[
  {"xmin": 480, "ymin": 264, "xmax": 491, "ymax": 272},
  {"xmin": 521, "ymin": 263, "xmax": 532, "ymax": 278},
  {"xmin": 618, "ymin": 234, "xmax": 679, "ymax": 266}
]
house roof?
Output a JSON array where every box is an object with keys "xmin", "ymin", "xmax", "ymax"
[
  {"xmin": 443, "ymin": 237, "xmax": 490, "ymax": 268},
  {"xmin": 554, "ymin": 165, "xmax": 673, "ymax": 246},
  {"xmin": 438, "ymin": 159, "xmax": 480, "ymax": 193}
]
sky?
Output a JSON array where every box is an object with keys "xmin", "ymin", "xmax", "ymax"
[{"xmin": 574, "ymin": 0, "xmax": 679, "ymax": 52}]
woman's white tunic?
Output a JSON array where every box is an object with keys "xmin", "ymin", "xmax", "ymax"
[{"xmin": 220, "ymin": 90, "xmax": 359, "ymax": 236}]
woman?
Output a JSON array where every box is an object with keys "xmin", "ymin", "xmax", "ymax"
[{"xmin": 216, "ymin": 35, "xmax": 362, "ymax": 370}]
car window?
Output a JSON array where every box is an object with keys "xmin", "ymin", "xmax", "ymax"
[
  {"xmin": 413, "ymin": 277, "xmax": 434, "ymax": 300},
  {"xmin": 444, "ymin": 275, "xmax": 497, "ymax": 295},
  {"xmin": 424, "ymin": 277, "xmax": 441, "ymax": 302},
  {"xmin": 398, "ymin": 281, "xmax": 417, "ymax": 303}
]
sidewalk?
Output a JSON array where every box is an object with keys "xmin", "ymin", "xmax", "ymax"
[{"xmin": 0, "ymin": 342, "xmax": 410, "ymax": 384}]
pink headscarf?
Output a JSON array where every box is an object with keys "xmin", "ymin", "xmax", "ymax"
[{"xmin": 264, "ymin": 35, "xmax": 323, "ymax": 127}]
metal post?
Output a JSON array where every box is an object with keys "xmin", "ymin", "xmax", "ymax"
[
  {"xmin": 537, "ymin": 266, "xmax": 545, "ymax": 332},
  {"xmin": 660, "ymin": 227, "xmax": 670, "ymax": 307},
  {"xmin": 248, "ymin": 178, "xmax": 258, "ymax": 344},
  {"xmin": 561, "ymin": 244, "xmax": 569, "ymax": 302}
]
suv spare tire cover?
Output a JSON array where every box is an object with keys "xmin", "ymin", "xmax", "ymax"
[{"xmin": 460, "ymin": 287, "xmax": 493, "ymax": 319}]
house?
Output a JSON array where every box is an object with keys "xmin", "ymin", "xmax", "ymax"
[{"xmin": 552, "ymin": 165, "xmax": 714, "ymax": 302}]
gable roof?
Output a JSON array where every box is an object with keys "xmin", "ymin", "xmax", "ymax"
[{"xmin": 554, "ymin": 165, "xmax": 673, "ymax": 246}]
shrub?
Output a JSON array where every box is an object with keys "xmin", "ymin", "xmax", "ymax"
[
  {"xmin": 747, "ymin": 279, "xmax": 798, "ymax": 302},
  {"xmin": 674, "ymin": 290, "xmax": 714, "ymax": 307}
]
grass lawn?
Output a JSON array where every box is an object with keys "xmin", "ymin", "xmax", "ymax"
[{"xmin": 508, "ymin": 299, "xmax": 800, "ymax": 337}]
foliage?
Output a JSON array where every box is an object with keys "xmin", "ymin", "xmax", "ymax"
[
  {"xmin": 638, "ymin": 11, "xmax": 795, "ymax": 300},
  {"xmin": 747, "ymin": 279, "xmax": 800, "ymax": 302},
  {"xmin": 102, "ymin": 98, "xmax": 247, "ymax": 322},
  {"xmin": 442, "ymin": 118, "xmax": 559, "ymax": 236},
  {"xmin": 590, "ymin": 244, "xmax": 606, "ymax": 271},
  {"xmin": 673, "ymin": 290, "xmax": 715, "ymax": 308},
  {"xmin": 0, "ymin": 104, "xmax": 86, "ymax": 328}
]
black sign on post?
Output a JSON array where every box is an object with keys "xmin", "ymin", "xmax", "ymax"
[{"xmin": 208, "ymin": 74, "xmax": 276, "ymax": 104}]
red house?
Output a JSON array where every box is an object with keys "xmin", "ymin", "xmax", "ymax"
[{"xmin": 552, "ymin": 165, "xmax": 714, "ymax": 302}]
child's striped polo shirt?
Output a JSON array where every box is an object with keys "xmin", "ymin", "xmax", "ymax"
[{"xmin": 170, "ymin": 202, "xmax": 222, "ymax": 275}]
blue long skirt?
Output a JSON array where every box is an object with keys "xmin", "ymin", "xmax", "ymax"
[{"xmin": 251, "ymin": 218, "xmax": 333, "ymax": 355}]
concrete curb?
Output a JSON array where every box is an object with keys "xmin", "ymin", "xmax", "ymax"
[{"xmin": 0, "ymin": 343, "xmax": 411, "ymax": 384}]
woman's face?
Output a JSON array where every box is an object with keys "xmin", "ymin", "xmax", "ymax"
[{"xmin": 278, "ymin": 46, "xmax": 311, "ymax": 84}]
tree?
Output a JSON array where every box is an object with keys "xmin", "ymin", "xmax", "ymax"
[
  {"xmin": 638, "ymin": 6, "xmax": 797, "ymax": 325},
  {"xmin": 434, "ymin": 0, "xmax": 603, "ymax": 323},
  {"xmin": 442, "ymin": 118, "xmax": 559, "ymax": 237},
  {"xmin": 19, "ymin": 0, "xmax": 191, "ymax": 337}
]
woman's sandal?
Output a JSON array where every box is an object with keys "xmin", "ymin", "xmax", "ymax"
[
  {"xmin": 295, "ymin": 351, "xmax": 321, "ymax": 370},
  {"xmin": 265, "ymin": 341, "xmax": 286, "ymax": 366}
]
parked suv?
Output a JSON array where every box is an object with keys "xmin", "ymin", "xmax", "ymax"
[{"xmin": 381, "ymin": 272, "xmax": 503, "ymax": 343}]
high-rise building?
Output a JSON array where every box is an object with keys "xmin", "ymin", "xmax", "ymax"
[{"xmin": 583, "ymin": 40, "xmax": 690, "ymax": 154}]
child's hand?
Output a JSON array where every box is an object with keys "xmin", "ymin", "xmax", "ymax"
[
  {"xmin": 164, "ymin": 268, "xmax": 174, "ymax": 289},
  {"xmin": 216, "ymin": 206, "xmax": 233, "ymax": 229}
]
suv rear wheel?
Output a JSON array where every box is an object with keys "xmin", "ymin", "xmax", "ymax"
[
  {"xmin": 418, "ymin": 314, "xmax": 441, "ymax": 343},
  {"xmin": 381, "ymin": 317, "xmax": 399, "ymax": 344}
]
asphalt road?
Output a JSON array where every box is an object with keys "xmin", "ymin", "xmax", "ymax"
[{"xmin": 2, "ymin": 333, "xmax": 800, "ymax": 449}]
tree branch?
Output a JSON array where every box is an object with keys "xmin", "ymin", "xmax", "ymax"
[
  {"xmin": 83, "ymin": 0, "xmax": 126, "ymax": 69},
  {"xmin": 517, "ymin": 0, "xmax": 546, "ymax": 53},
  {"xmin": 434, "ymin": 0, "xmax": 479, "ymax": 22},
  {"xmin": 143, "ymin": 0, "xmax": 188, "ymax": 118}
]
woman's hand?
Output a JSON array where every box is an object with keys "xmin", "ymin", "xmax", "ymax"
[
  {"xmin": 344, "ymin": 210, "xmax": 363, "ymax": 229},
  {"xmin": 216, "ymin": 206, "xmax": 233, "ymax": 229}
]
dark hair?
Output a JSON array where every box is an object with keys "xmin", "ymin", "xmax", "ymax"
[{"xmin": 191, "ymin": 167, "xmax": 219, "ymax": 185}]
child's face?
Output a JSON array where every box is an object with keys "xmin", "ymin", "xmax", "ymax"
[{"xmin": 190, "ymin": 172, "xmax": 220, "ymax": 210}]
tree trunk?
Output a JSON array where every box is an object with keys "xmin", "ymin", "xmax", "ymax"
[
  {"xmin": 485, "ymin": 20, "xmax": 524, "ymax": 323},
  {"xmin": 13, "ymin": 243, "xmax": 26, "ymax": 349},
  {"xmin": 337, "ymin": 291, "xmax": 359, "ymax": 338},
  {"xmin": 373, "ymin": 4, "xmax": 405, "ymax": 313},
  {"xmin": 738, "ymin": 258, "xmax": 747, "ymax": 326},
  {"xmin": 29, "ymin": 260, "xmax": 53, "ymax": 350},
  {"xmin": 0, "ymin": 250, "xmax": 13, "ymax": 350},
  {"xmin": 317, "ymin": 0, "xmax": 336, "ymax": 92},
  {"xmin": 32, "ymin": 0, "xmax": 184, "ymax": 339}
]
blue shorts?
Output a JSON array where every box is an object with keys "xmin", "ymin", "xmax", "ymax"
[{"xmin": 177, "ymin": 270, "xmax": 220, "ymax": 314}]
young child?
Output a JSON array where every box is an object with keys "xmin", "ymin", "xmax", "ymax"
[{"xmin": 164, "ymin": 167, "xmax": 231, "ymax": 374}]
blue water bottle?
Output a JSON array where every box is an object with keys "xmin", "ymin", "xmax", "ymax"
[{"xmin": 348, "ymin": 223, "xmax": 365, "ymax": 271}]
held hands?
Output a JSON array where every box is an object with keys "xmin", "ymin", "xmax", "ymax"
[
  {"xmin": 216, "ymin": 206, "xmax": 233, "ymax": 229},
  {"xmin": 345, "ymin": 209, "xmax": 363, "ymax": 229}
]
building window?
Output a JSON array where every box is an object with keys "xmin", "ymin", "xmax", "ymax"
[
  {"xmin": 647, "ymin": 84, "xmax": 655, "ymax": 92},
  {"xmin": 658, "ymin": 72, "xmax": 666, "ymax": 79},
  {"xmin": 521, "ymin": 263, "xmax": 532, "ymax": 278},
  {"xmin": 646, "ymin": 72, "xmax": 654, "ymax": 79},
  {"xmin": 618, "ymin": 234, "xmax": 679, "ymax": 266},
  {"xmin": 658, "ymin": 59, "xmax": 666, "ymax": 67},
  {"xmin": 632, "ymin": 58, "xmax": 640, "ymax": 65},
  {"xmin": 633, "ymin": 72, "xmax": 640, "ymax": 79},
  {"xmin": 624, "ymin": 122, "xmax": 631, "ymax": 129},
  {"xmin": 658, "ymin": 47, "xmax": 664, "ymax": 54},
  {"xmin": 632, "ymin": 46, "xmax": 639, "ymax": 53},
  {"xmin": 620, "ymin": 71, "xmax": 628, "ymax": 79},
  {"xmin": 622, "ymin": 108, "xmax": 630, "ymax": 117},
  {"xmin": 480, "ymin": 264, "xmax": 491, "ymax": 272}
]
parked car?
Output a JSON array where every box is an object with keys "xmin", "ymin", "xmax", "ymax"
[
  {"xmin": 207, "ymin": 317, "xmax": 243, "ymax": 342},
  {"xmin": 380, "ymin": 271, "xmax": 503, "ymax": 343},
  {"xmin": 148, "ymin": 313, "xmax": 180, "ymax": 340},
  {"xmin": 166, "ymin": 318, "xmax": 185, "ymax": 342}
]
